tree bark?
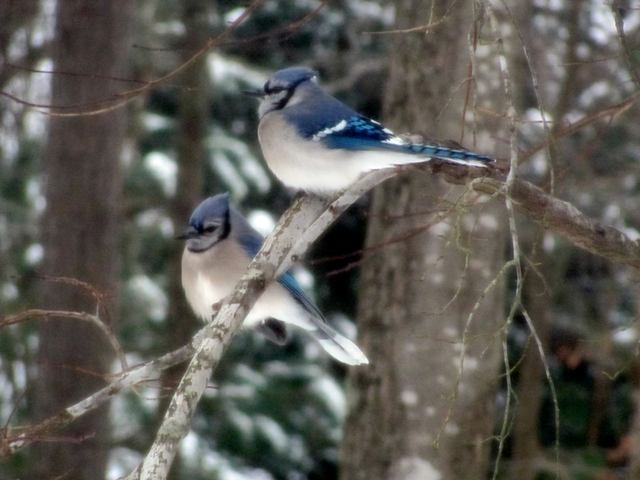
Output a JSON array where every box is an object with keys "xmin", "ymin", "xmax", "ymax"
[
  {"xmin": 341, "ymin": 1, "xmax": 505, "ymax": 479},
  {"xmin": 29, "ymin": 1, "xmax": 132, "ymax": 479}
]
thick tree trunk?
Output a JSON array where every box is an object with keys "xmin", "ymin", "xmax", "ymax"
[
  {"xmin": 29, "ymin": 2, "xmax": 132, "ymax": 479},
  {"xmin": 341, "ymin": 1, "xmax": 505, "ymax": 479}
]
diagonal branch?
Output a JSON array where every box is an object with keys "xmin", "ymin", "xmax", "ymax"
[
  {"xmin": 1, "ymin": 341, "xmax": 196, "ymax": 456},
  {"xmin": 473, "ymin": 175, "xmax": 640, "ymax": 270},
  {"xmin": 123, "ymin": 170, "xmax": 395, "ymax": 480},
  {"xmin": 442, "ymin": 165, "xmax": 640, "ymax": 270}
]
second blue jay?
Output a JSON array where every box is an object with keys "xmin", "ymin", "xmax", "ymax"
[
  {"xmin": 178, "ymin": 193, "xmax": 369, "ymax": 366},
  {"xmin": 248, "ymin": 66, "xmax": 494, "ymax": 193}
]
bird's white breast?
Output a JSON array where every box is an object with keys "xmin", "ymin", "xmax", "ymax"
[
  {"xmin": 181, "ymin": 239, "xmax": 315, "ymax": 330},
  {"xmin": 258, "ymin": 114, "xmax": 404, "ymax": 193}
]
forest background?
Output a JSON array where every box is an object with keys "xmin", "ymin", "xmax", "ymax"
[{"xmin": 1, "ymin": 0, "xmax": 640, "ymax": 479}]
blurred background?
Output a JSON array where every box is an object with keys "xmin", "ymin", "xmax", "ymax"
[{"xmin": 1, "ymin": 0, "xmax": 639, "ymax": 479}]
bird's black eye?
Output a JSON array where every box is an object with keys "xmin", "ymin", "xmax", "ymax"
[{"xmin": 203, "ymin": 225, "xmax": 217, "ymax": 234}]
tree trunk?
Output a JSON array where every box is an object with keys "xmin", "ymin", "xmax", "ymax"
[
  {"xmin": 341, "ymin": 1, "xmax": 505, "ymax": 479},
  {"xmin": 29, "ymin": 2, "xmax": 132, "ymax": 478}
]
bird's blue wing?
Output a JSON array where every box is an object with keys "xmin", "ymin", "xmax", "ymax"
[
  {"xmin": 236, "ymin": 231, "xmax": 325, "ymax": 320},
  {"xmin": 314, "ymin": 115, "xmax": 495, "ymax": 163},
  {"xmin": 313, "ymin": 115, "xmax": 404, "ymax": 150}
]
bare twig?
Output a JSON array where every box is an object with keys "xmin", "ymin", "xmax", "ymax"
[
  {"xmin": 611, "ymin": 1, "xmax": 640, "ymax": 90},
  {"xmin": 0, "ymin": 0, "xmax": 331, "ymax": 118},
  {"xmin": 0, "ymin": 0, "xmax": 265, "ymax": 116},
  {"xmin": 1, "ymin": 340, "xmax": 196, "ymax": 456},
  {"xmin": 0, "ymin": 309, "xmax": 127, "ymax": 372}
]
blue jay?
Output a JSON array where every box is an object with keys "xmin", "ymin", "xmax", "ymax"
[
  {"xmin": 247, "ymin": 66, "xmax": 494, "ymax": 193},
  {"xmin": 178, "ymin": 193, "xmax": 369, "ymax": 366}
]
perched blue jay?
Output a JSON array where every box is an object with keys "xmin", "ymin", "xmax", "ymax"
[
  {"xmin": 178, "ymin": 193, "xmax": 369, "ymax": 366},
  {"xmin": 247, "ymin": 66, "xmax": 494, "ymax": 193}
]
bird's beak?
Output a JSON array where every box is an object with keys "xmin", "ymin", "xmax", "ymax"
[
  {"xmin": 176, "ymin": 227, "xmax": 198, "ymax": 240},
  {"xmin": 242, "ymin": 89, "xmax": 264, "ymax": 98}
]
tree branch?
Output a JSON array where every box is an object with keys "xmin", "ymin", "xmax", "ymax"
[
  {"xmin": 123, "ymin": 170, "xmax": 395, "ymax": 480},
  {"xmin": 462, "ymin": 168, "xmax": 640, "ymax": 270},
  {"xmin": 2, "ymin": 341, "xmax": 196, "ymax": 456}
]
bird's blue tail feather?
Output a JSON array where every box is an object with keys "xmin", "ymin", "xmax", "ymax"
[{"xmin": 406, "ymin": 143, "xmax": 494, "ymax": 164}]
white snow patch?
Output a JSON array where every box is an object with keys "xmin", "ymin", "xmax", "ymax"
[
  {"xmin": 393, "ymin": 457, "xmax": 442, "ymax": 480},
  {"xmin": 254, "ymin": 415, "xmax": 288, "ymax": 452},
  {"xmin": 310, "ymin": 376, "xmax": 347, "ymax": 419},
  {"xmin": 1, "ymin": 282, "xmax": 18, "ymax": 301},
  {"xmin": 443, "ymin": 326, "xmax": 458, "ymax": 337},
  {"xmin": 225, "ymin": 7, "xmax": 246, "ymax": 24},
  {"xmin": 228, "ymin": 410, "xmax": 254, "ymax": 440},
  {"xmin": 589, "ymin": 4, "xmax": 616, "ymax": 45},
  {"xmin": 23, "ymin": 109, "xmax": 47, "ymax": 141},
  {"xmin": 143, "ymin": 112, "xmax": 173, "ymax": 131},
  {"xmin": 24, "ymin": 243, "xmax": 43, "ymax": 265},
  {"xmin": 543, "ymin": 232, "xmax": 556, "ymax": 252},
  {"xmin": 155, "ymin": 20, "xmax": 185, "ymax": 36},
  {"xmin": 348, "ymin": 0, "xmax": 394, "ymax": 22},
  {"xmin": 107, "ymin": 447, "xmax": 143, "ymax": 480},
  {"xmin": 524, "ymin": 107, "xmax": 553, "ymax": 123},
  {"xmin": 220, "ymin": 467, "xmax": 273, "ymax": 480},
  {"xmin": 400, "ymin": 390, "xmax": 419, "ymax": 406},
  {"xmin": 233, "ymin": 364, "xmax": 267, "ymax": 387},
  {"xmin": 247, "ymin": 210, "xmax": 275, "ymax": 237},
  {"xmin": 207, "ymin": 129, "xmax": 270, "ymax": 194},
  {"xmin": 331, "ymin": 313, "xmax": 357, "ymax": 340},
  {"xmin": 12, "ymin": 361, "xmax": 26, "ymax": 392},
  {"xmin": 531, "ymin": 154, "xmax": 548, "ymax": 176},
  {"xmin": 26, "ymin": 178, "xmax": 45, "ymax": 213},
  {"xmin": 221, "ymin": 384, "xmax": 256, "ymax": 399},
  {"xmin": 578, "ymin": 80, "xmax": 610, "ymax": 106},
  {"xmin": 613, "ymin": 327, "xmax": 638, "ymax": 345},
  {"xmin": 211, "ymin": 152, "xmax": 248, "ymax": 198},
  {"xmin": 127, "ymin": 275, "xmax": 168, "ymax": 323},
  {"xmin": 464, "ymin": 356, "xmax": 479, "ymax": 371},
  {"xmin": 444, "ymin": 422, "xmax": 460, "ymax": 435},
  {"xmin": 208, "ymin": 53, "xmax": 268, "ymax": 90},
  {"xmin": 292, "ymin": 266, "xmax": 314, "ymax": 290},
  {"xmin": 478, "ymin": 214, "xmax": 499, "ymax": 231},
  {"xmin": 603, "ymin": 203, "xmax": 621, "ymax": 223},
  {"xmin": 431, "ymin": 272, "xmax": 444, "ymax": 285},
  {"xmin": 144, "ymin": 151, "xmax": 177, "ymax": 196},
  {"xmin": 621, "ymin": 226, "xmax": 640, "ymax": 241},
  {"xmin": 431, "ymin": 221, "xmax": 450, "ymax": 236},
  {"xmin": 135, "ymin": 209, "xmax": 174, "ymax": 237}
]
